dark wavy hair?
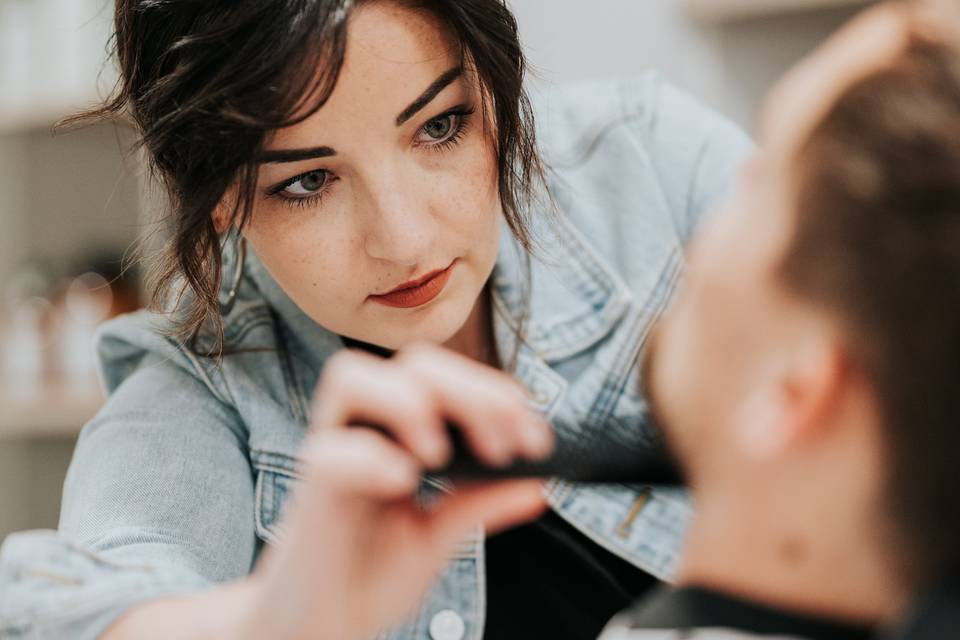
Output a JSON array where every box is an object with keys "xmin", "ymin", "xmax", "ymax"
[{"xmin": 67, "ymin": 0, "xmax": 545, "ymax": 351}]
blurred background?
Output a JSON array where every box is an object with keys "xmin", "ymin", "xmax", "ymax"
[{"xmin": 0, "ymin": 0, "xmax": 870, "ymax": 541}]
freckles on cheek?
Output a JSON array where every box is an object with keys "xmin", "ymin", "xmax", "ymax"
[
  {"xmin": 254, "ymin": 227, "xmax": 345, "ymax": 289},
  {"xmin": 456, "ymin": 166, "xmax": 500, "ymax": 224},
  {"xmin": 448, "ymin": 132, "xmax": 499, "ymax": 202}
]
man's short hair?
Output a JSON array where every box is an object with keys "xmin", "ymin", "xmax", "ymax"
[{"xmin": 780, "ymin": 21, "xmax": 960, "ymax": 585}]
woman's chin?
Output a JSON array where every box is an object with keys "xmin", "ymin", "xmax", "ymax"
[{"xmin": 373, "ymin": 300, "xmax": 476, "ymax": 352}]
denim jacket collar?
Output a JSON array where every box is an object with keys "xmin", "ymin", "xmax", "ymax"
[
  {"xmin": 491, "ymin": 202, "xmax": 633, "ymax": 365},
  {"xmin": 243, "ymin": 247, "xmax": 343, "ymax": 378}
]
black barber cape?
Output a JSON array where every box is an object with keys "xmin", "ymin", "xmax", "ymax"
[
  {"xmin": 883, "ymin": 576, "xmax": 960, "ymax": 640},
  {"xmin": 484, "ymin": 509, "xmax": 659, "ymax": 639},
  {"xmin": 598, "ymin": 586, "xmax": 874, "ymax": 640}
]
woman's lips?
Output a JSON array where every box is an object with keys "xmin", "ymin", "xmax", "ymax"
[{"xmin": 368, "ymin": 260, "xmax": 457, "ymax": 309}]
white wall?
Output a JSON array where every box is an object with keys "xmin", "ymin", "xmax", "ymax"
[
  {"xmin": 509, "ymin": 0, "xmax": 862, "ymax": 128},
  {"xmin": 0, "ymin": 135, "xmax": 29, "ymax": 291}
]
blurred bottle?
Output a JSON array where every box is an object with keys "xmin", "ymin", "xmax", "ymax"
[
  {"xmin": 59, "ymin": 272, "xmax": 112, "ymax": 387},
  {"xmin": 1, "ymin": 266, "xmax": 53, "ymax": 397},
  {"xmin": 2, "ymin": 298, "xmax": 52, "ymax": 398}
]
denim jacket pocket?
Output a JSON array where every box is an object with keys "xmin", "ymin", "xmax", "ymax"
[{"xmin": 251, "ymin": 454, "xmax": 301, "ymax": 545}]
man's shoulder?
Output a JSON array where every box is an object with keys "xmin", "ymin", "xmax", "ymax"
[
  {"xmin": 598, "ymin": 587, "xmax": 871, "ymax": 640},
  {"xmin": 600, "ymin": 623, "xmax": 808, "ymax": 640},
  {"xmin": 601, "ymin": 627, "xmax": 807, "ymax": 640}
]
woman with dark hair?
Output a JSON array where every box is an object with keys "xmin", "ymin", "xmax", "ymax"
[{"xmin": 0, "ymin": 1, "xmax": 751, "ymax": 639}]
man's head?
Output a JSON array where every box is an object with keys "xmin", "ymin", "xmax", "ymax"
[{"xmin": 645, "ymin": 1, "xmax": 960, "ymax": 591}]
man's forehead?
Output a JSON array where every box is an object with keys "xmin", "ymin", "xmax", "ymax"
[{"xmin": 758, "ymin": 4, "xmax": 911, "ymax": 159}]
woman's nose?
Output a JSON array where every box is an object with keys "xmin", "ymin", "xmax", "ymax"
[{"xmin": 360, "ymin": 174, "xmax": 438, "ymax": 266}]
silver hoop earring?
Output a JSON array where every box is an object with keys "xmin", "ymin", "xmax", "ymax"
[{"xmin": 219, "ymin": 238, "xmax": 247, "ymax": 317}]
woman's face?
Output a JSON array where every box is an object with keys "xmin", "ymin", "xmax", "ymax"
[{"xmin": 239, "ymin": 1, "xmax": 502, "ymax": 350}]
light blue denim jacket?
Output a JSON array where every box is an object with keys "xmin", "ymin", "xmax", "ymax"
[{"xmin": 0, "ymin": 72, "xmax": 752, "ymax": 640}]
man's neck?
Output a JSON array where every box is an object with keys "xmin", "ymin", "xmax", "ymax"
[{"xmin": 676, "ymin": 492, "xmax": 908, "ymax": 627}]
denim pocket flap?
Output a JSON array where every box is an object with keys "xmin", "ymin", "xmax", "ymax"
[{"xmin": 252, "ymin": 462, "xmax": 299, "ymax": 544}]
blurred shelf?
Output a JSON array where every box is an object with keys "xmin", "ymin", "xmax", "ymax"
[
  {"xmin": 0, "ymin": 378, "xmax": 103, "ymax": 438},
  {"xmin": 687, "ymin": 0, "xmax": 871, "ymax": 21}
]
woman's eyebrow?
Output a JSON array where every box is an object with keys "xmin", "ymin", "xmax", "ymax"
[
  {"xmin": 256, "ymin": 66, "xmax": 463, "ymax": 164},
  {"xmin": 395, "ymin": 66, "xmax": 463, "ymax": 126},
  {"xmin": 257, "ymin": 146, "xmax": 336, "ymax": 164}
]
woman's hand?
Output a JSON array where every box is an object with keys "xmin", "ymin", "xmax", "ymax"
[{"xmin": 242, "ymin": 344, "xmax": 554, "ymax": 640}]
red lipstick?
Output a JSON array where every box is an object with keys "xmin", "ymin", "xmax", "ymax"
[{"xmin": 369, "ymin": 260, "xmax": 456, "ymax": 309}]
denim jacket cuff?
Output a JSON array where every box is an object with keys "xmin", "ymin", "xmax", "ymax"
[{"xmin": 1, "ymin": 530, "xmax": 211, "ymax": 640}]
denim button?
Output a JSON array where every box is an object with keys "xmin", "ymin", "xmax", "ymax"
[{"xmin": 429, "ymin": 609, "xmax": 465, "ymax": 640}]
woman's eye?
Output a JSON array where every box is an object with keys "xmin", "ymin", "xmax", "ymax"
[
  {"xmin": 280, "ymin": 170, "xmax": 329, "ymax": 198},
  {"xmin": 418, "ymin": 114, "xmax": 458, "ymax": 143}
]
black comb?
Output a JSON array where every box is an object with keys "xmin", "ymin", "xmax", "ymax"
[{"xmin": 352, "ymin": 420, "xmax": 682, "ymax": 484}]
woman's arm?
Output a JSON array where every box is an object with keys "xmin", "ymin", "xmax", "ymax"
[
  {"xmin": 101, "ymin": 580, "xmax": 260, "ymax": 640},
  {"xmin": 2, "ymin": 344, "xmax": 550, "ymax": 640},
  {"xmin": 104, "ymin": 345, "xmax": 551, "ymax": 640},
  {"xmin": 1, "ymin": 353, "xmax": 258, "ymax": 639}
]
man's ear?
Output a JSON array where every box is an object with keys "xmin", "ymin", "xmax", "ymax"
[
  {"xmin": 735, "ymin": 340, "xmax": 845, "ymax": 461},
  {"xmin": 783, "ymin": 340, "xmax": 846, "ymax": 443}
]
